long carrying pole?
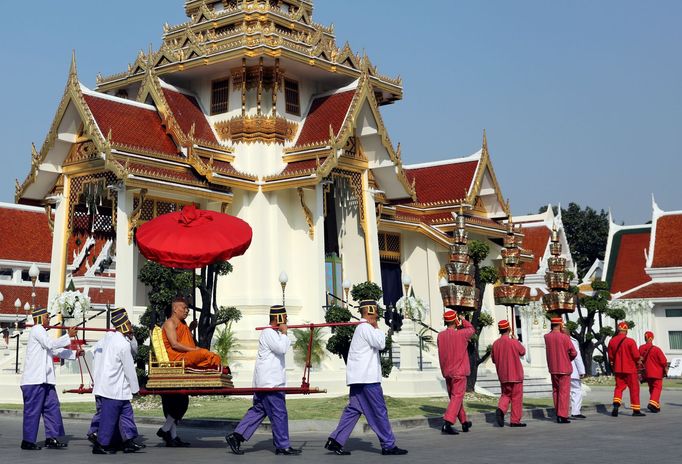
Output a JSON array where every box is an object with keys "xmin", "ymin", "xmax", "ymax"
[
  {"xmin": 25, "ymin": 324, "xmax": 115, "ymax": 333},
  {"xmin": 254, "ymin": 321, "xmax": 362, "ymax": 331}
]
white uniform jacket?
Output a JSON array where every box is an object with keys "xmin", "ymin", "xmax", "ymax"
[
  {"xmin": 346, "ymin": 320, "xmax": 385, "ymax": 385},
  {"xmin": 92, "ymin": 331, "xmax": 139, "ymax": 400},
  {"xmin": 20, "ymin": 325, "xmax": 75, "ymax": 386},
  {"xmin": 570, "ymin": 337, "xmax": 585, "ymax": 379},
  {"xmin": 253, "ymin": 327, "xmax": 290, "ymax": 388}
]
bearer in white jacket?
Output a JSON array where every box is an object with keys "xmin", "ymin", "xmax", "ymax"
[
  {"xmin": 91, "ymin": 308, "xmax": 143, "ymax": 454},
  {"xmin": 325, "ymin": 300, "xmax": 407, "ymax": 456},
  {"xmin": 563, "ymin": 326, "xmax": 586, "ymax": 418},
  {"xmin": 226, "ymin": 305, "xmax": 301, "ymax": 456},
  {"xmin": 20, "ymin": 306, "xmax": 79, "ymax": 450}
]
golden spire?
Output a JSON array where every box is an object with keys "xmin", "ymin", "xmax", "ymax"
[{"xmin": 69, "ymin": 49, "xmax": 78, "ymax": 79}]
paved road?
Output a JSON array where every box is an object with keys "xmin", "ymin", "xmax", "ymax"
[{"xmin": 1, "ymin": 393, "xmax": 679, "ymax": 464}]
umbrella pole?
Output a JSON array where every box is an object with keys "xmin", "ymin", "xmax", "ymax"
[{"xmin": 192, "ymin": 269, "xmax": 197, "ymax": 339}]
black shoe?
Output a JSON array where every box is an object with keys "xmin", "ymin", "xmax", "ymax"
[
  {"xmin": 20, "ymin": 440, "xmax": 41, "ymax": 450},
  {"xmin": 325, "ymin": 437, "xmax": 351, "ymax": 455},
  {"xmin": 172, "ymin": 436, "xmax": 191, "ymax": 447},
  {"xmin": 87, "ymin": 433, "xmax": 98, "ymax": 445},
  {"xmin": 571, "ymin": 414, "xmax": 586, "ymax": 419},
  {"xmin": 509, "ymin": 422, "xmax": 527, "ymax": 427},
  {"xmin": 44, "ymin": 438, "xmax": 67, "ymax": 449},
  {"xmin": 92, "ymin": 442, "xmax": 117, "ymax": 455},
  {"xmin": 495, "ymin": 408, "xmax": 505, "ymax": 427},
  {"xmin": 122, "ymin": 439, "xmax": 142, "ymax": 453},
  {"xmin": 462, "ymin": 421, "xmax": 472, "ymax": 432},
  {"xmin": 226, "ymin": 433, "xmax": 245, "ymax": 455},
  {"xmin": 647, "ymin": 404, "xmax": 660, "ymax": 413},
  {"xmin": 557, "ymin": 417, "xmax": 571, "ymax": 424},
  {"xmin": 440, "ymin": 422, "xmax": 459, "ymax": 435},
  {"xmin": 275, "ymin": 447, "xmax": 302, "ymax": 455},
  {"xmin": 157, "ymin": 427, "xmax": 173, "ymax": 445},
  {"xmin": 611, "ymin": 405, "xmax": 619, "ymax": 417},
  {"xmin": 632, "ymin": 410, "xmax": 646, "ymax": 417},
  {"xmin": 381, "ymin": 446, "xmax": 408, "ymax": 455}
]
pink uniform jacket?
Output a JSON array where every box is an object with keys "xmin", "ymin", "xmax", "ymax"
[
  {"xmin": 438, "ymin": 319, "xmax": 475, "ymax": 379},
  {"xmin": 639, "ymin": 343, "xmax": 668, "ymax": 379},
  {"xmin": 544, "ymin": 331, "xmax": 577, "ymax": 374},
  {"xmin": 492, "ymin": 335, "xmax": 526, "ymax": 383}
]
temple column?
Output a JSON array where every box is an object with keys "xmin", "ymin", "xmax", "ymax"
[
  {"xmin": 48, "ymin": 185, "xmax": 70, "ymax": 304},
  {"xmin": 114, "ymin": 187, "xmax": 135, "ymax": 316}
]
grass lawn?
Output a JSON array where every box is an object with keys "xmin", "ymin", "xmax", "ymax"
[
  {"xmin": 582, "ymin": 376, "xmax": 682, "ymax": 389},
  {"xmin": 0, "ymin": 394, "xmax": 555, "ymax": 421}
]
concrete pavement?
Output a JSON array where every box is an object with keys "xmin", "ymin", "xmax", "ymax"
[{"xmin": 1, "ymin": 390, "xmax": 680, "ymax": 464}]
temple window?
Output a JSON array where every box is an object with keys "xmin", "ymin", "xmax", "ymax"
[
  {"xmin": 0, "ymin": 268, "xmax": 12, "ymax": 281},
  {"xmin": 211, "ymin": 78, "xmax": 230, "ymax": 115},
  {"xmin": 284, "ymin": 78, "xmax": 300, "ymax": 116},
  {"xmin": 670, "ymin": 331, "xmax": 682, "ymax": 350},
  {"xmin": 665, "ymin": 308, "xmax": 682, "ymax": 317}
]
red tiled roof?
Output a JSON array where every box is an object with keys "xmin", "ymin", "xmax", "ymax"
[
  {"xmin": 162, "ymin": 88, "xmax": 218, "ymax": 145},
  {"xmin": 295, "ymin": 90, "xmax": 355, "ymax": 147},
  {"xmin": 275, "ymin": 158, "xmax": 323, "ymax": 178},
  {"xmin": 0, "ymin": 207, "xmax": 53, "ymax": 262},
  {"xmin": 0, "ymin": 286, "xmax": 49, "ymax": 314},
  {"xmin": 520, "ymin": 226, "xmax": 551, "ymax": 275},
  {"xmin": 621, "ymin": 282, "xmax": 682, "ymax": 299},
  {"xmin": 404, "ymin": 161, "xmax": 479, "ymax": 205},
  {"xmin": 652, "ymin": 214, "xmax": 682, "ymax": 268},
  {"xmin": 127, "ymin": 161, "xmax": 205, "ymax": 185},
  {"xmin": 609, "ymin": 230, "xmax": 651, "ymax": 294},
  {"xmin": 88, "ymin": 288, "xmax": 115, "ymax": 305},
  {"xmin": 83, "ymin": 94, "xmax": 179, "ymax": 156}
]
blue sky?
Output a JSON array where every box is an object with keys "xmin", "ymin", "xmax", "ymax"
[{"xmin": 1, "ymin": 0, "xmax": 680, "ymax": 224}]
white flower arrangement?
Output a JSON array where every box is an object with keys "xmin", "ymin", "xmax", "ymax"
[
  {"xmin": 396, "ymin": 295, "xmax": 429, "ymax": 321},
  {"xmin": 48, "ymin": 290, "xmax": 91, "ymax": 321}
]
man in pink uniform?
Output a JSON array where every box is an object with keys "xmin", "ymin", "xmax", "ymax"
[
  {"xmin": 544, "ymin": 317, "xmax": 577, "ymax": 424},
  {"xmin": 639, "ymin": 331, "xmax": 668, "ymax": 413},
  {"xmin": 608, "ymin": 321, "xmax": 645, "ymax": 417},
  {"xmin": 492, "ymin": 320, "xmax": 526, "ymax": 427},
  {"xmin": 437, "ymin": 310, "xmax": 475, "ymax": 435}
]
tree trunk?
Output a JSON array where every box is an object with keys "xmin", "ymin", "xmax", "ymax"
[
  {"xmin": 466, "ymin": 262, "xmax": 487, "ymax": 392},
  {"xmin": 197, "ymin": 264, "xmax": 217, "ymax": 348}
]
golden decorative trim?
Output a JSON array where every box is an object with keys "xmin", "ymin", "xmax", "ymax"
[
  {"xmin": 297, "ymin": 187, "xmax": 314, "ymax": 239},
  {"xmin": 128, "ymin": 188, "xmax": 148, "ymax": 245},
  {"xmin": 45, "ymin": 205, "xmax": 54, "ymax": 233},
  {"xmin": 214, "ymin": 114, "xmax": 297, "ymax": 144}
]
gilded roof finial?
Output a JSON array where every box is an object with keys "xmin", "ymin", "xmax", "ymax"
[
  {"xmin": 481, "ymin": 128, "xmax": 488, "ymax": 156},
  {"xmin": 69, "ymin": 49, "xmax": 78, "ymax": 79}
]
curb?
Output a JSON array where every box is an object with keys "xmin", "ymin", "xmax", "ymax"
[{"xmin": 0, "ymin": 403, "xmax": 613, "ymax": 434}]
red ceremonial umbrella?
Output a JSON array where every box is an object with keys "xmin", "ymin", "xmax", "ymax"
[{"xmin": 136, "ymin": 204, "xmax": 252, "ymax": 269}]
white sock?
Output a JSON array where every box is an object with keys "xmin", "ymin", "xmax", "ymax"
[
  {"xmin": 161, "ymin": 416, "xmax": 174, "ymax": 432},
  {"xmin": 170, "ymin": 423, "xmax": 178, "ymax": 439}
]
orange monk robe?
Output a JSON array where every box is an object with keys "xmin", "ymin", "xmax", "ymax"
[{"xmin": 162, "ymin": 322, "xmax": 221, "ymax": 369}]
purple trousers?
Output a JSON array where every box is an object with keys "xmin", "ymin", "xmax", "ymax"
[
  {"xmin": 88, "ymin": 395, "xmax": 102, "ymax": 435},
  {"xmin": 234, "ymin": 392, "xmax": 290, "ymax": 449},
  {"xmin": 21, "ymin": 384, "xmax": 65, "ymax": 443},
  {"xmin": 97, "ymin": 398, "xmax": 138, "ymax": 447},
  {"xmin": 329, "ymin": 383, "xmax": 396, "ymax": 449}
]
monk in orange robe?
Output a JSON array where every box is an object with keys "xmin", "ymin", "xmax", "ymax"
[{"xmin": 162, "ymin": 297, "xmax": 221, "ymax": 370}]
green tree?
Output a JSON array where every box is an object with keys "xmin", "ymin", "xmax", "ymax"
[
  {"xmin": 292, "ymin": 326, "xmax": 325, "ymax": 368},
  {"xmin": 538, "ymin": 203, "xmax": 609, "ymax": 277},
  {"xmin": 465, "ymin": 240, "xmax": 497, "ymax": 392},
  {"xmin": 212, "ymin": 321, "xmax": 240, "ymax": 365}
]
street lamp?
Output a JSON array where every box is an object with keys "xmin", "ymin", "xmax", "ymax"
[
  {"xmin": 14, "ymin": 298, "xmax": 21, "ymax": 374},
  {"xmin": 279, "ymin": 271, "xmax": 288, "ymax": 306},
  {"xmin": 401, "ymin": 273, "xmax": 411, "ymax": 298},
  {"xmin": 28, "ymin": 263, "xmax": 39, "ymax": 311},
  {"xmin": 530, "ymin": 288, "xmax": 539, "ymax": 325},
  {"xmin": 342, "ymin": 280, "xmax": 351, "ymax": 308}
]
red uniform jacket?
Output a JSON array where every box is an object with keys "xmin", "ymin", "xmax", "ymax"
[
  {"xmin": 492, "ymin": 335, "xmax": 526, "ymax": 383},
  {"xmin": 639, "ymin": 342, "xmax": 668, "ymax": 379},
  {"xmin": 607, "ymin": 333, "xmax": 640, "ymax": 374},
  {"xmin": 437, "ymin": 319, "xmax": 475, "ymax": 379},
  {"xmin": 544, "ymin": 331, "xmax": 577, "ymax": 374}
]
